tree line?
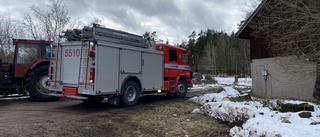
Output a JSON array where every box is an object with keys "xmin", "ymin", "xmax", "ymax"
[{"xmin": 184, "ymin": 29, "xmax": 250, "ymax": 76}]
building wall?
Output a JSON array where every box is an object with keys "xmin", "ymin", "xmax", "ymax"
[{"xmin": 251, "ymin": 56, "xmax": 317, "ymax": 101}]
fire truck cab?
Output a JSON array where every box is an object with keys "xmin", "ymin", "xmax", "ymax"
[
  {"xmin": 156, "ymin": 44, "xmax": 193, "ymax": 96},
  {"xmin": 49, "ymin": 25, "xmax": 193, "ymax": 107}
]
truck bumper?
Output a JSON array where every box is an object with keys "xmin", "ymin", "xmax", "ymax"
[{"xmin": 49, "ymin": 93, "xmax": 89, "ymax": 100}]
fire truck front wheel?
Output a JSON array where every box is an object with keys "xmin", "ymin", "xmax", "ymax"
[
  {"xmin": 27, "ymin": 65, "xmax": 60, "ymax": 102},
  {"xmin": 121, "ymin": 80, "xmax": 140, "ymax": 107},
  {"xmin": 175, "ymin": 80, "xmax": 187, "ymax": 98}
]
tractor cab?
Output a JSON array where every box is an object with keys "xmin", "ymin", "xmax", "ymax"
[
  {"xmin": 11, "ymin": 39, "xmax": 51, "ymax": 79},
  {"xmin": 0, "ymin": 39, "xmax": 51, "ymax": 84}
]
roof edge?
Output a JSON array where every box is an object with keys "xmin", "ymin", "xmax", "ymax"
[{"xmin": 235, "ymin": 0, "xmax": 267, "ymax": 38}]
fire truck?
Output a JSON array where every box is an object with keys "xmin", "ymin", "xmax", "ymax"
[{"xmin": 49, "ymin": 24, "xmax": 193, "ymax": 106}]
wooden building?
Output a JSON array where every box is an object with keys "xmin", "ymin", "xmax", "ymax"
[{"xmin": 236, "ymin": 0, "xmax": 318, "ymax": 101}]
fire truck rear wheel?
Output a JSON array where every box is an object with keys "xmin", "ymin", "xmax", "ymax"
[
  {"xmin": 175, "ymin": 79, "xmax": 187, "ymax": 98},
  {"xmin": 121, "ymin": 80, "xmax": 140, "ymax": 107},
  {"xmin": 27, "ymin": 65, "xmax": 60, "ymax": 102}
]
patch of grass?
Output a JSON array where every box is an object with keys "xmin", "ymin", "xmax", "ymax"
[
  {"xmin": 74, "ymin": 95, "xmax": 230, "ymax": 137},
  {"xmin": 310, "ymin": 122, "xmax": 320, "ymax": 125},
  {"xmin": 123, "ymin": 98, "xmax": 228, "ymax": 137}
]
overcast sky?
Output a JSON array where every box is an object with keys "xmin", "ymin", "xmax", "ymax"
[{"xmin": 0, "ymin": 0, "xmax": 252, "ymax": 44}]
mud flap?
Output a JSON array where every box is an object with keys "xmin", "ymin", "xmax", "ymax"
[{"xmin": 107, "ymin": 96, "xmax": 121, "ymax": 106}]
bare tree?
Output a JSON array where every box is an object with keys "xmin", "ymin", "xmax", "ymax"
[
  {"xmin": 0, "ymin": 12, "xmax": 23, "ymax": 63},
  {"xmin": 251, "ymin": 0, "xmax": 320, "ymax": 68},
  {"xmin": 202, "ymin": 30, "xmax": 216, "ymax": 74},
  {"xmin": 243, "ymin": 0, "xmax": 263, "ymax": 16},
  {"xmin": 238, "ymin": 0, "xmax": 263, "ymax": 28},
  {"xmin": 22, "ymin": 0, "xmax": 81, "ymax": 42},
  {"xmin": 248, "ymin": 0, "xmax": 320, "ymax": 100},
  {"xmin": 0, "ymin": 14, "xmax": 13, "ymax": 47},
  {"xmin": 142, "ymin": 31, "xmax": 157, "ymax": 41},
  {"xmin": 23, "ymin": 13, "xmax": 43, "ymax": 40},
  {"xmin": 88, "ymin": 17, "xmax": 105, "ymax": 26}
]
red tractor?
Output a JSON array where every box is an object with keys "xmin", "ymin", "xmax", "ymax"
[{"xmin": 0, "ymin": 39, "xmax": 59, "ymax": 101}]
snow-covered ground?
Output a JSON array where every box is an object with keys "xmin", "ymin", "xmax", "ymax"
[
  {"xmin": 215, "ymin": 77, "xmax": 252, "ymax": 87},
  {"xmin": 191, "ymin": 77, "xmax": 320, "ymax": 137},
  {"xmin": 192, "ymin": 76, "xmax": 252, "ymax": 90}
]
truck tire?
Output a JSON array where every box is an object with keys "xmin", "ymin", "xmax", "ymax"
[
  {"xmin": 175, "ymin": 79, "xmax": 187, "ymax": 98},
  {"xmin": 82, "ymin": 96, "xmax": 104, "ymax": 104},
  {"xmin": 27, "ymin": 65, "xmax": 60, "ymax": 102},
  {"xmin": 121, "ymin": 80, "xmax": 140, "ymax": 107}
]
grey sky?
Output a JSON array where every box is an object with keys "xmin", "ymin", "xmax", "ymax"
[{"xmin": 0, "ymin": 0, "xmax": 250, "ymax": 44}]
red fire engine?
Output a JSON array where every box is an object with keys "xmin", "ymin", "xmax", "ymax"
[{"xmin": 49, "ymin": 25, "xmax": 194, "ymax": 107}]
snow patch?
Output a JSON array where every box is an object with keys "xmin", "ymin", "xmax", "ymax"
[
  {"xmin": 201, "ymin": 101, "xmax": 263, "ymax": 123},
  {"xmin": 190, "ymin": 86, "xmax": 240, "ymax": 105},
  {"xmin": 191, "ymin": 86, "xmax": 320, "ymax": 137}
]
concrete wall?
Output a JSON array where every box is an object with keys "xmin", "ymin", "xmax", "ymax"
[{"xmin": 251, "ymin": 56, "xmax": 317, "ymax": 101}]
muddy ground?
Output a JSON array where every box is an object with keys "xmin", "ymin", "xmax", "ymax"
[{"xmin": 0, "ymin": 90, "xmax": 230, "ymax": 137}]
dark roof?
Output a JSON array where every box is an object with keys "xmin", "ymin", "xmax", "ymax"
[
  {"xmin": 236, "ymin": 0, "xmax": 267, "ymax": 39},
  {"xmin": 12, "ymin": 39, "xmax": 52, "ymax": 45}
]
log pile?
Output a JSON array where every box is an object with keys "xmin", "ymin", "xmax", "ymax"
[{"xmin": 221, "ymin": 94, "xmax": 252, "ymax": 102}]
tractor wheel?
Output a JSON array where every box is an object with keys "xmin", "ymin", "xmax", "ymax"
[
  {"xmin": 27, "ymin": 65, "xmax": 60, "ymax": 102},
  {"xmin": 174, "ymin": 79, "xmax": 188, "ymax": 98},
  {"xmin": 121, "ymin": 80, "xmax": 140, "ymax": 107}
]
